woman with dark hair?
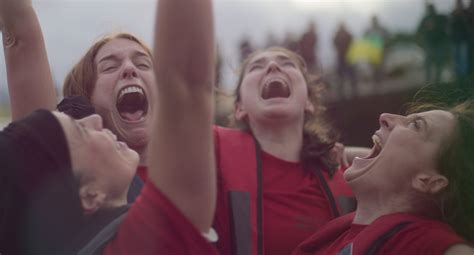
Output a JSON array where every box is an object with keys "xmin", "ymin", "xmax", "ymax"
[
  {"xmin": 212, "ymin": 47, "xmax": 356, "ymax": 255},
  {"xmin": 0, "ymin": 0, "xmax": 217, "ymax": 254},
  {"xmin": 293, "ymin": 100, "xmax": 474, "ymax": 255}
]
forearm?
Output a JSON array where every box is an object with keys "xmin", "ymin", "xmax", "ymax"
[
  {"xmin": 150, "ymin": 0, "xmax": 216, "ymax": 232},
  {"xmin": 345, "ymin": 146, "xmax": 370, "ymax": 164},
  {"xmin": 3, "ymin": 6, "xmax": 56, "ymax": 120}
]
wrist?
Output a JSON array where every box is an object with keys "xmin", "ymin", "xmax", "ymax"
[
  {"xmin": 2, "ymin": 5, "xmax": 35, "ymax": 32},
  {"xmin": 2, "ymin": 6, "xmax": 38, "ymax": 48}
]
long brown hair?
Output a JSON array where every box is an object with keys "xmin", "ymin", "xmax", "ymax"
[
  {"xmin": 230, "ymin": 47, "xmax": 339, "ymax": 174},
  {"xmin": 62, "ymin": 33, "xmax": 152, "ymax": 99}
]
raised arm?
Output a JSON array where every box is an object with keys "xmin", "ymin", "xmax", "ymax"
[
  {"xmin": 149, "ymin": 0, "xmax": 215, "ymax": 233},
  {"xmin": 0, "ymin": 0, "xmax": 56, "ymax": 121}
]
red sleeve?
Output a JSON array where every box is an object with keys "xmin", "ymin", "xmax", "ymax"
[
  {"xmin": 136, "ymin": 165, "xmax": 148, "ymax": 182},
  {"xmin": 379, "ymin": 220, "xmax": 467, "ymax": 255},
  {"xmin": 103, "ymin": 182, "xmax": 218, "ymax": 255}
]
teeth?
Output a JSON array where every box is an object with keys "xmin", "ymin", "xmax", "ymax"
[
  {"xmin": 119, "ymin": 86, "xmax": 144, "ymax": 98},
  {"xmin": 265, "ymin": 78, "xmax": 286, "ymax": 86},
  {"xmin": 372, "ymin": 135, "xmax": 382, "ymax": 149}
]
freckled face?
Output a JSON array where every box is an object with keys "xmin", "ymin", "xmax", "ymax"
[{"xmin": 91, "ymin": 38, "xmax": 156, "ymax": 152}]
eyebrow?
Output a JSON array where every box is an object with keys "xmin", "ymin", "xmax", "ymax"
[
  {"xmin": 249, "ymin": 55, "xmax": 292, "ymax": 66},
  {"xmin": 97, "ymin": 54, "xmax": 120, "ymax": 65},
  {"xmin": 98, "ymin": 51, "xmax": 151, "ymax": 65}
]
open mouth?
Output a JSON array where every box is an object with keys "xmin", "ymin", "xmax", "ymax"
[
  {"xmin": 116, "ymin": 85, "xmax": 148, "ymax": 122},
  {"xmin": 345, "ymin": 134, "xmax": 384, "ymax": 182},
  {"xmin": 362, "ymin": 135, "xmax": 383, "ymax": 159},
  {"xmin": 261, "ymin": 78, "xmax": 290, "ymax": 99}
]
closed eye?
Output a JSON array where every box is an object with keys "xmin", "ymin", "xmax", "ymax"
[
  {"xmin": 103, "ymin": 66, "xmax": 118, "ymax": 72},
  {"xmin": 248, "ymin": 64, "xmax": 263, "ymax": 72},
  {"xmin": 137, "ymin": 63, "xmax": 151, "ymax": 70},
  {"xmin": 282, "ymin": 61, "xmax": 296, "ymax": 68}
]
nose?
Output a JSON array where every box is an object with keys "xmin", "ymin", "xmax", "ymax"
[
  {"xmin": 81, "ymin": 114, "xmax": 103, "ymax": 131},
  {"xmin": 121, "ymin": 62, "xmax": 138, "ymax": 79},
  {"xmin": 266, "ymin": 60, "xmax": 281, "ymax": 74},
  {"xmin": 379, "ymin": 113, "xmax": 403, "ymax": 130}
]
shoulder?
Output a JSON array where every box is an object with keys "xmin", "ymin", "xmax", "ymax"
[
  {"xmin": 105, "ymin": 182, "xmax": 217, "ymax": 254},
  {"xmin": 380, "ymin": 217, "xmax": 466, "ymax": 255}
]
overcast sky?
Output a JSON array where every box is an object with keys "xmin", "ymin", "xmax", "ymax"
[{"xmin": 0, "ymin": 0, "xmax": 464, "ymax": 100}]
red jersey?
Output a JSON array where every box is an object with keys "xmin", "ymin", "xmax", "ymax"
[
  {"xmin": 294, "ymin": 212, "xmax": 466, "ymax": 255},
  {"xmin": 262, "ymin": 151, "xmax": 333, "ymax": 255},
  {"xmin": 136, "ymin": 165, "xmax": 148, "ymax": 182},
  {"xmin": 103, "ymin": 182, "xmax": 218, "ymax": 255},
  {"xmin": 213, "ymin": 126, "xmax": 354, "ymax": 255}
]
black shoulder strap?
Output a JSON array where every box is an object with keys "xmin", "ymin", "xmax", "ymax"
[
  {"xmin": 364, "ymin": 221, "xmax": 413, "ymax": 255},
  {"xmin": 314, "ymin": 168, "xmax": 340, "ymax": 218},
  {"xmin": 254, "ymin": 138, "xmax": 264, "ymax": 255},
  {"xmin": 127, "ymin": 175, "xmax": 144, "ymax": 203},
  {"xmin": 77, "ymin": 211, "xmax": 128, "ymax": 255}
]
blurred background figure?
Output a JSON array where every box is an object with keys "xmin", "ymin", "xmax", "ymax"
[
  {"xmin": 283, "ymin": 31, "xmax": 299, "ymax": 53},
  {"xmin": 239, "ymin": 36, "xmax": 254, "ymax": 62},
  {"xmin": 265, "ymin": 31, "xmax": 280, "ymax": 49},
  {"xmin": 364, "ymin": 15, "xmax": 389, "ymax": 85},
  {"xmin": 216, "ymin": 44, "xmax": 223, "ymax": 88},
  {"xmin": 333, "ymin": 22, "xmax": 357, "ymax": 99},
  {"xmin": 467, "ymin": 0, "xmax": 474, "ymax": 77},
  {"xmin": 416, "ymin": 2, "xmax": 450, "ymax": 83},
  {"xmin": 299, "ymin": 21, "xmax": 318, "ymax": 72},
  {"xmin": 449, "ymin": 0, "xmax": 469, "ymax": 80}
]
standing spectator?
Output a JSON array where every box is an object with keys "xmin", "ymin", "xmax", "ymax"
[
  {"xmin": 239, "ymin": 36, "xmax": 254, "ymax": 62},
  {"xmin": 417, "ymin": 3, "xmax": 450, "ymax": 83},
  {"xmin": 299, "ymin": 21, "xmax": 318, "ymax": 72},
  {"xmin": 284, "ymin": 31, "xmax": 300, "ymax": 54},
  {"xmin": 265, "ymin": 31, "xmax": 279, "ymax": 48},
  {"xmin": 333, "ymin": 22, "xmax": 357, "ymax": 99},
  {"xmin": 364, "ymin": 15, "xmax": 389, "ymax": 84},
  {"xmin": 467, "ymin": 0, "xmax": 474, "ymax": 76},
  {"xmin": 215, "ymin": 44, "xmax": 223, "ymax": 88},
  {"xmin": 450, "ymin": 0, "xmax": 470, "ymax": 79}
]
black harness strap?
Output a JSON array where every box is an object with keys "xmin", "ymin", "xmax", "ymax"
[
  {"xmin": 77, "ymin": 212, "xmax": 128, "ymax": 255},
  {"xmin": 364, "ymin": 221, "xmax": 413, "ymax": 255},
  {"xmin": 314, "ymin": 168, "xmax": 340, "ymax": 218},
  {"xmin": 229, "ymin": 191, "xmax": 252, "ymax": 255},
  {"xmin": 127, "ymin": 175, "xmax": 144, "ymax": 203},
  {"xmin": 254, "ymin": 137, "xmax": 264, "ymax": 255}
]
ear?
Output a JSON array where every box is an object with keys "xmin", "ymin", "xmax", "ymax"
[
  {"xmin": 79, "ymin": 185, "xmax": 106, "ymax": 215},
  {"xmin": 235, "ymin": 101, "xmax": 248, "ymax": 121},
  {"xmin": 412, "ymin": 173, "xmax": 448, "ymax": 194},
  {"xmin": 305, "ymin": 99, "xmax": 315, "ymax": 114}
]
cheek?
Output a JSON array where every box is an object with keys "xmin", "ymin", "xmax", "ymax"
[
  {"xmin": 240, "ymin": 76, "xmax": 260, "ymax": 100},
  {"xmin": 91, "ymin": 79, "xmax": 115, "ymax": 107}
]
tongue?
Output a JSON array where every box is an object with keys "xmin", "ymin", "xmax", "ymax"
[
  {"xmin": 262, "ymin": 81, "xmax": 290, "ymax": 99},
  {"xmin": 121, "ymin": 110, "xmax": 145, "ymax": 122}
]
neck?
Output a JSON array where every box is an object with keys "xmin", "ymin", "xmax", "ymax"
[
  {"xmin": 249, "ymin": 118, "xmax": 304, "ymax": 162},
  {"xmin": 131, "ymin": 145, "xmax": 148, "ymax": 166},
  {"xmin": 353, "ymin": 193, "xmax": 416, "ymax": 225}
]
